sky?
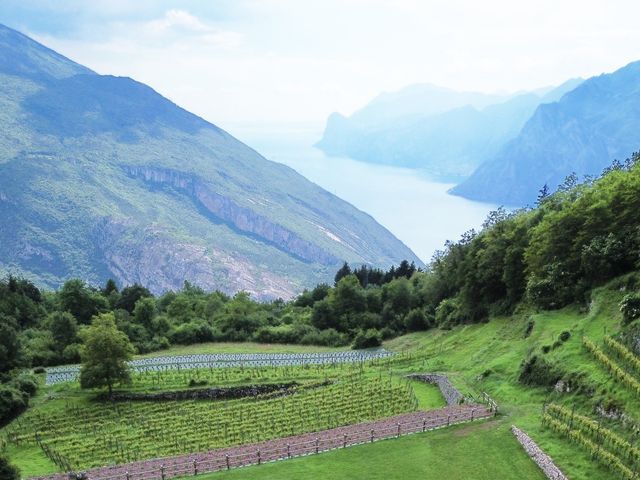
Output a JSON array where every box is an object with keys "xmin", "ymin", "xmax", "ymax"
[{"xmin": 1, "ymin": 0, "xmax": 640, "ymax": 127}]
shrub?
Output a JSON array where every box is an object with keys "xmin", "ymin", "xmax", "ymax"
[
  {"xmin": 0, "ymin": 385, "xmax": 28, "ymax": 426},
  {"xmin": 32, "ymin": 366, "xmax": 46, "ymax": 374},
  {"xmin": 0, "ymin": 455, "xmax": 20, "ymax": 480},
  {"xmin": 11, "ymin": 373, "xmax": 38, "ymax": 397},
  {"xmin": 559, "ymin": 331, "xmax": 571, "ymax": 342},
  {"xmin": 434, "ymin": 298, "xmax": 464, "ymax": 328},
  {"xmin": 523, "ymin": 319, "xmax": 535, "ymax": 338},
  {"xmin": 405, "ymin": 308, "xmax": 430, "ymax": 331},
  {"xmin": 518, "ymin": 355, "xmax": 562, "ymax": 387},
  {"xmin": 168, "ymin": 321, "xmax": 216, "ymax": 344},
  {"xmin": 620, "ymin": 292, "xmax": 640, "ymax": 325},
  {"xmin": 352, "ymin": 329, "xmax": 382, "ymax": 349}
]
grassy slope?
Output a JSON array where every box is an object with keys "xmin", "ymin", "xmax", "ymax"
[
  {"xmin": 5, "ymin": 283, "xmax": 633, "ymax": 479},
  {"xmin": 134, "ymin": 342, "xmax": 347, "ymax": 358},
  {"xmin": 183, "ymin": 283, "xmax": 629, "ymax": 480},
  {"xmin": 203, "ymin": 420, "xmax": 545, "ymax": 480}
]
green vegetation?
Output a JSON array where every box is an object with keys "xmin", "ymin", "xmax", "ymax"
[
  {"xmin": 78, "ymin": 314, "xmax": 135, "ymax": 395},
  {"xmin": 193, "ymin": 420, "xmax": 546, "ymax": 480},
  {"xmin": 3, "ymin": 365, "xmax": 428, "ymax": 475}
]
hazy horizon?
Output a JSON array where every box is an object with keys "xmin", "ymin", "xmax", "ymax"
[{"xmin": 1, "ymin": 1, "xmax": 639, "ymax": 127}]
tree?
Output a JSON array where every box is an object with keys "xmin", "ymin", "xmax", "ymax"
[
  {"xmin": 59, "ymin": 279, "xmax": 108, "ymax": 324},
  {"xmin": 133, "ymin": 297, "xmax": 156, "ymax": 329},
  {"xmin": 102, "ymin": 279, "xmax": 119, "ymax": 296},
  {"xmin": 536, "ymin": 184, "xmax": 549, "ymax": 205},
  {"xmin": 334, "ymin": 262, "xmax": 352, "ymax": 285},
  {"xmin": 48, "ymin": 311, "xmax": 78, "ymax": 353},
  {"xmin": 0, "ymin": 315, "xmax": 21, "ymax": 373},
  {"xmin": 0, "ymin": 455, "xmax": 20, "ymax": 480},
  {"xmin": 79, "ymin": 313, "xmax": 134, "ymax": 396},
  {"xmin": 115, "ymin": 284, "xmax": 152, "ymax": 313}
]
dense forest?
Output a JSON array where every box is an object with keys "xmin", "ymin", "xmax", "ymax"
[{"xmin": 2, "ymin": 152, "xmax": 640, "ymax": 429}]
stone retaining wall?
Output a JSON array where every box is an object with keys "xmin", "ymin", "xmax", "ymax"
[
  {"xmin": 511, "ymin": 425, "xmax": 568, "ymax": 480},
  {"xmin": 406, "ymin": 373, "xmax": 464, "ymax": 406}
]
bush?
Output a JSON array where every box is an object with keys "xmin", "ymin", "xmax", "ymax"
[
  {"xmin": 62, "ymin": 343, "xmax": 82, "ymax": 363},
  {"xmin": 0, "ymin": 385, "xmax": 28, "ymax": 426},
  {"xmin": 0, "ymin": 455, "xmax": 20, "ymax": 480},
  {"xmin": 11, "ymin": 373, "xmax": 38, "ymax": 397},
  {"xmin": 434, "ymin": 298, "xmax": 464, "ymax": 328},
  {"xmin": 523, "ymin": 319, "xmax": 535, "ymax": 338},
  {"xmin": 352, "ymin": 329, "xmax": 382, "ymax": 349},
  {"xmin": 559, "ymin": 331, "xmax": 571, "ymax": 342},
  {"xmin": 168, "ymin": 321, "xmax": 216, "ymax": 344},
  {"xmin": 518, "ymin": 355, "xmax": 562, "ymax": 387},
  {"xmin": 405, "ymin": 308, "xmax": 430, "ymax": 331},
  {"xmin": 620, "ymin": 292, "xmax": 640, "ymax": 325},
  {"xmin": 33, "ymin": 366, "xmax": 46, "ymax": 374}
]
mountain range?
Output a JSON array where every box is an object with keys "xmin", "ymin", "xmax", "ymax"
[
  {"xmin": 316, "ymin": 80, "xmax": 582, "ymax": 181},
  {"xmin": 319, "ymin": 60, "xmax": 640, "ymax": 207},
  {"xmin": 451, "ymin": 61, "xmax": 640, "ymax": 205},
  {"xmin": 0, "ymin": 24, "xmax": 421, "ymax": 299}
]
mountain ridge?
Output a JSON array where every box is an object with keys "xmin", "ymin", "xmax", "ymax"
[
  {"xmin": 0, "ymin": 23, "xmax": 421, "ymax": 299},
  {"xmin": 451, "ymin": 61, "xmax": 640, "ymax": 205}
]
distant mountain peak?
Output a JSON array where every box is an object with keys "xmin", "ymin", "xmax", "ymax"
[{"xmin": 451, "ymin": 61, "xmax": 640, "ymax": 206}]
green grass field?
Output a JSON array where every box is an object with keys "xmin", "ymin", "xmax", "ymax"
[
  {"xmin": 3, "ymin": 280, "xmax": 637, "ymax": 479},
  {"xmin": 134, "ymin": 342, "xmax": 348, "ymax": 359},
  {"xmin": 189, "ymin": 420, "xmax": 547, "ymax": 480}
]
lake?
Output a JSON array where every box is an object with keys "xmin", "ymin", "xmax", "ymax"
[{"xmin": 227, "ymin": 122, "xmax": 498, "ymax": 264}]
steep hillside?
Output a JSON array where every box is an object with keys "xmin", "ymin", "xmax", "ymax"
[
  {"xmin": 0, "ymin": 24, "xmax": 421, "ymax": 298},
  {"xmin": 316, "ymin": 80, "xmax": 581, "ymax": 180},
  {"xmin": 452, "ymin": 61, "xmax": 640, "ymax": 206}
]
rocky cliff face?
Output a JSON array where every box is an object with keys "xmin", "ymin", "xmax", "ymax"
[{"xmin": 124, "ymin": 166, "xmax": 338, "ymax": 265}]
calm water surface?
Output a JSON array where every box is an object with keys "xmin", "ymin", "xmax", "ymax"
[{"xmin": 228, "ymin": 123, "xmax": 497, "ymax": 263}]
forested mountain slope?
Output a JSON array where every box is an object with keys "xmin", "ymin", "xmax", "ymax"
[{"xmin": 0, "ymin": 24, "xmax": 420, "ymax": 299}]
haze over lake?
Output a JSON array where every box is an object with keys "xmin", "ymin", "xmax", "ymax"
[{"xmin": 229, "ymin": 123, "xmax": 498, "ymax": 263}]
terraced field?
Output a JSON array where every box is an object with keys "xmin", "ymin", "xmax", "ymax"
[{"xmin": 45, "ymin": 350, "xmax": 395, "ymax": 385}]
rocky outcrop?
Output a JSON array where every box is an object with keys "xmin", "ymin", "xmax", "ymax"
[
  {"xmin": 93, "ymin": 217, "xmax": 298, "ymax": 299},
  {"xmin": 123, "ymin": 166, "xmax": 338, "ymax": 265}
]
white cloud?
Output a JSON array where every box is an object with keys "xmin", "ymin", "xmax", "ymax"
[{"xmin": 25, "ymin": 0, "xmax": 640, "ymax": 125}]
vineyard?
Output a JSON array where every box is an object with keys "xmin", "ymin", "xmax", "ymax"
[
  {"xmin": 537, "ymin": 335, "xmax": 640, "ymax": 479},
  {"xmin": 44, "ymin": 350, "xmax": 395, "ymax": 385},
  {"xmin": 4, "ymin": 373, "xmax": 419, "ymax": 472},
  {"xmin": 543, "ymin": 403, "xmax": 639, "ymax": 479}
]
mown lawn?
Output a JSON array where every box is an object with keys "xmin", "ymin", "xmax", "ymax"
[{"xmin": 191, "ymin": 419, "xmax": 545, "ymax": 480}]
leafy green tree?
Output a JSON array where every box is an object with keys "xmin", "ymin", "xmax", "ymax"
[
  {"xmin": 115, "ymin": 284, "xmax": 152, "ymax": 313},
  {"xmin": 59, "ymin": 279, "xmax": 108, "ymax": 324},
  {"xmin": 79, "ymin": 313, "xmax": 134, "ymax": 396},
  {"xmin": 0, "ymin": 315, "xmax": 21, "ymax": 373},
  {"xmin": 48, "ymin": 311, "xmax": 78, "ymax": 354},
  {"xmin": 133, "ymin": 297, "xmax": 156, "ymax": 329}
]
